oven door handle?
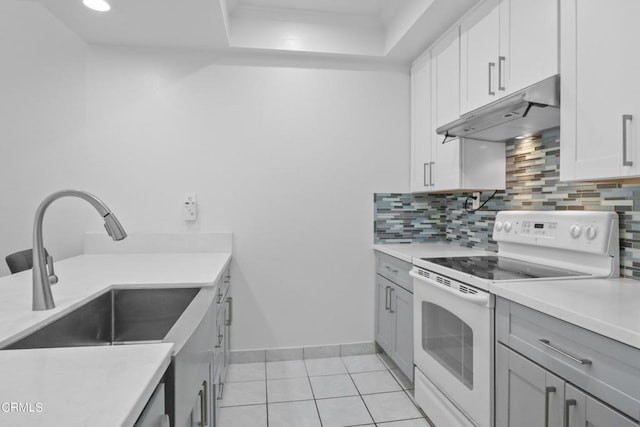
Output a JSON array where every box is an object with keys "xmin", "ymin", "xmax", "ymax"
[{"xmin": 409, "ymin": 270, "xmax": 491, "ymax": 306}]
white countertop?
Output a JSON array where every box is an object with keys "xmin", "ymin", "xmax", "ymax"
[
  {"xmin": 0, "ymin": 344, "xmax": 173, "ymax": 427},
  {"xmin": 373, "ymin": 242, "xmax": 491, "ymax": 263},
  {"xmin": 0, "ymin": 251, "xmax": 231, "ymax": 426},
  {"xmin": 490, "ymin": 278, "xmax": 640, "ymax": 350}
]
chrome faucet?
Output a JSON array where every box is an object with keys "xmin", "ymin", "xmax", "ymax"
[{"xmin": 32, "ymin": 190, "xmax": 127, "ymax": 311}]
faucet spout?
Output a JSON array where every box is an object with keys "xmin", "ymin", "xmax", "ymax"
[{"xmin": 32, "ymin": 190, "xmax": 127, "ymax": 311}]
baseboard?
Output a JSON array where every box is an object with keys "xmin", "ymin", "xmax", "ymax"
[{"xmin": 230, "ymin": 341, "xmax": 377, "ymax": 364}]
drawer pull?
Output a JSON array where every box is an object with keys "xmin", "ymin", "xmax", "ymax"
[
  {"xmin": 538, "ymin": 339, "xmax": 592, "ymax": 365},
  {"xmin": 544, "ymin": 386, "xmax": 556, "ymax": 427}
]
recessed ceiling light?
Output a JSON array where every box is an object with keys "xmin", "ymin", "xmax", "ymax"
[{"xmin": 83, "ymin": 0, "xmax": 111, "ymax": 12}]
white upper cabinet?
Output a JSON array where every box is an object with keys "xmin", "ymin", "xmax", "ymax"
[
  {"xmin": 501, "ymin": 0, "xmax": 558, "ymax": 96},
  {"xmin": 461, "ymin": 0, "xmax": 501, "ymax": 114},
  {"xmin": 560, "ymin": 0, "xmax": 640, "ymax": 181},
  {"xmin": 460, "ymin": 0, "xmax": 558, "ymax": 115},
  {"xmin": 410, "ymin": 26, "xmax": 505, "ymax": 194},
  {"xmin": 410, "ymin": 52, "xmax": 433, "ymax": 193},
  {"xmin": 432, "ymin": 29, "xmax": 462, "ymax": 190}
]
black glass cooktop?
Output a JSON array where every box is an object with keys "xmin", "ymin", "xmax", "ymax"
[{"xmin": 421, "ymin": 256, "xmax": 587, "ymax": 281}]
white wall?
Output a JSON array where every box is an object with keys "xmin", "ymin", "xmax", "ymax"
[
  {"xmin": 85, "ymin": 47, "xmax": 410, "ymax": 349},
  {"xmin": 0, "ymin": 2, "xmax": 88, "ymax": 277}
]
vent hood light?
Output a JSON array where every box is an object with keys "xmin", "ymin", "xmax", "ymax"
[
  {"xmin": 83, "ymin": 0, "xmax": 111, "ymax": 12},
  {"xmin": 437, "ymin": 75, "xmax": 560, "ymax": 142}
]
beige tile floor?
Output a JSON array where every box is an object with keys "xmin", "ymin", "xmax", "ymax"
[{"xmin": 218, "ymin": 353, "xmax": 432, "ymax": 427}]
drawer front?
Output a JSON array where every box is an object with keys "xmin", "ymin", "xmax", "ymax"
[
  {"xmin": 376, "ymin": 252, "xmax": 412, "ymax": 292},
  {"xmin": 497, "ymin": 298, "xmax": 640, "ymax": 421}
]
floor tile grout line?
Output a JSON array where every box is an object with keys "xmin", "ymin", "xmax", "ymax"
[
  {"xmin": 375, "ymin": 352, "xmax": 429, "ymax": 422},
  {"xmin": 303, "ymin": 357, "xmax": 324, "ymax": 427},
  {"xmin": 347, "ymin": 368, "xmax": 377, "ymax": 425}
]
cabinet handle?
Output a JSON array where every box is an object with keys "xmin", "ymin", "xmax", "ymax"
[
  {"xmin": 202, "ymin": 380, "xmax": 209, "ymax": 426},
  {"xmin": 538, "ymin": 339, "xmax": 592, "ymax": 365},
  {"xmin": 544, "ymin": 386, "xmax": 556, "ymax": 427},
  {"xmin": 385, "ymin": 286, "xmax": 390, "ymax": 310},
  {"xmin": 423, "ymin": 162, "xmax": 429, "ymax": 187},
  {"xmin": 564, "ymin": 399, "xmax": 576, "ymax": 427},
  {"xmin": 429, "ymin": 161, "xmax": 435, "ymax": 186},
  {"xmin": 498, "ymin": 56, "xmax": 506, "ymax": 91},
  {"xmin": 226, "ymin": 297, "xmax": 233, "ymax": 326},
  {"xmin": 198, "ymin": 389, "xmax": 205, "ymax": 426},
  {"xmin": 623, "ymin": 114, "xmax": 633, "ymax": 166},
  {"xmin": 488, "ymin": 62, "xmax": 496, "ymax": 95},
  {"xmin": 389, "ymin": 287, "xmax": 395, "ymax": 313},
  {"xmin": 217, "ymin": 382, "xmax": 225, "ymax": 400}
]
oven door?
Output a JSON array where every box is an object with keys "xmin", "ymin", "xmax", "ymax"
[{"xmin": 410, "ymin": 268, "xmax": 494, "ymax": 427}]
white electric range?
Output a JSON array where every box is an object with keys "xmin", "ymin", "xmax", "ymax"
[{"xmin": 410, "ymin": 210, "xmax": 620, "ymax": 427}]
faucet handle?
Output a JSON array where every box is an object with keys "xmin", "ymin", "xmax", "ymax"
[{"xmin": 46, "ymin": 255, "xmax": 59, "ymax": 285}]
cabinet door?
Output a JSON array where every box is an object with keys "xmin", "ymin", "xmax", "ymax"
[
  {"xmin": 432, "ymin": 29, "xmax": 462, "ymax": 191},
  {"xmin": 223, "ymin": 296, "xmax": 232, "ymax": 381},
  {"xmin": 496, "ymin": 344, "xmax": 564, "ymax": 427},
  {"xmin": 561, "ymin": 0, "xmax": 640, "ymax": 181},
  {"xmin": 565, "ymin": 384, "xmax": 637, "ymax": 427},
  {"xmin": 500, "ymin": 0, "xmax": 558, "ymax": 96},
  {"xmin": 375, "ymin": 276, "xmax": 394, "ymax": 354},
  {"xmin": 460, "ymin": 0, "xmax": 500, "ymax": 114},
  {"xmin": 411, "ymin": 53, "xmax": 434, "ymax": 192},
  {"xmin": 390, "ymin": 284, "xmax": 413, "ymax": 380}
]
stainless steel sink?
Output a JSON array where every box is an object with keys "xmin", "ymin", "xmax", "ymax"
[{"xmin": 4, "ymin": 287, "xmax": 201, "ymax": 350}]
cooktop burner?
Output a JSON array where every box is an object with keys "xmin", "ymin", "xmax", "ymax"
[{"xmin": 422, "ymin": 256, "xmax": 587, "ymax": 281}]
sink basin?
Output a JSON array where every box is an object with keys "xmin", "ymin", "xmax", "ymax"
[{"xmin": 4, "ymin": 287, "xmax": 201, "ymax": 350}]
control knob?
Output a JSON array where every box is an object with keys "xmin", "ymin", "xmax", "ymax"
[
  {"xmin": 585, "ymin": 226, "xmax": 597, "ymax": 241},
  {"xmin": 495, "ymin": 221, "xmax": 503, "ymax": 231},
  {"xmin": 569, "ymin": 225, "xmax": 582, "ymax": 239},
  {"xmin": 503, "ymin": 222, "xmax": 512, "ymax": 232}
]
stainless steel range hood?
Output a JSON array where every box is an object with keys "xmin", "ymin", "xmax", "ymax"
[{"xmin": 437, "ymin": 74, "xmax": 560, "ymax": 142}]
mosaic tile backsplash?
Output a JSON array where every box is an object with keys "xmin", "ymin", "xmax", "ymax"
[{"xmin": 374, "ymin": 128, "xmax": 640, "ymax": 278}]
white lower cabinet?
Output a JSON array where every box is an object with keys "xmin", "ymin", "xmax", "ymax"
[
  {"xmin": 172, "ymin": 265, "xmax": 232, "ymax": 427},
  {"xmin": 212, "ymin": 265, "xmax": 232, "ymax": 426},
  {"xmin": 496, "ymin": 298, "xmax": 640, "ymax": 427},
  {"xmin": 374, "ymin": 253, "xmax": 413, "ymax": 380},
  {"xmin": 496, "ymin": 344, "xmax": 638, "ymax": 427},
  {"xmin": 496, "ymin": 343, "xmax": 565, "ymax": 427},
  {"xmin": 565, "ymin": 384, "xmax": 638, "ymax": 427}
]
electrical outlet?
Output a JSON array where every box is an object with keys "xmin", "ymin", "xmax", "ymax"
[
  {"xmin": 472, "ymin": 192, "xmax": 481, "ymax": 210},
  {"xmin": 183, "ymin": 193, "xmax": 197, "ymax": 221}
]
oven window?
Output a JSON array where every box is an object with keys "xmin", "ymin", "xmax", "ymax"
[{"xmin": 422, "ymin": 302, "xmax": 473, "ymax": 390}]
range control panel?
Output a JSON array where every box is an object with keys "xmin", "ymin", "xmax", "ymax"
[{"xmin": 492, "ymin": 211, "xmax": 618, "ymax": 255}]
